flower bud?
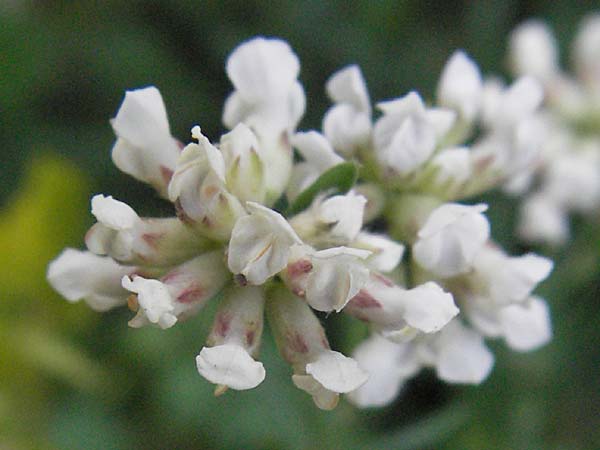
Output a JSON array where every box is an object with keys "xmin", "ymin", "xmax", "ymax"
[{"xmin": 437, "ymin": 51, "xmax": 482, "ymax": 122}]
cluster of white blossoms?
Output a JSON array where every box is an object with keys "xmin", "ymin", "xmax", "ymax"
[
  {"xmin": 508, "ymin": 14, "xmax": 600, "ymax": 245},
  {"xmin": 48, "ymin": 36, "xmax": 553, "ymax": 410}
]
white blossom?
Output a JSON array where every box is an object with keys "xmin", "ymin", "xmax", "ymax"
[
  {"xmin": 110, "ymin": 87, "xmax": 181, "ymax": 197},
  {"xmin": 413, "ymin": 203, "xmax": 490, "ymax": 278},
  {"xmin": 228, "ymin": 202, "xmax": 302, "ymax": 285},
  {"xmin": 373, "ymin": 92, "xmax": 456, "ymax": 175},
  {"xmin": 287, "ymin": 131, "xmax": 344, "ymax": 200},
  {"xmin": 122, "ymin": 275, "xmax": 177, "ymax": 329},
  {"xmin": 323, "ymin": 65, "xmax": 372, "ymax": 156},
  {"xmin": 437, "ymin": 50, "xmax": 483, "ymax": 121},
  {"xmin": 47, "ymin": 248, "xmax": 132, "ymax": 311},
  {"xmin": 509, "ymin": 20, "xmax": 559, "ymax": 80},
  {"xmin": 351, "ymin": 232, "xmax": 404, "ymax": 273}
]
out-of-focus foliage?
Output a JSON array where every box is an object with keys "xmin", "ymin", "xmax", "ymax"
[{"xmin": 1, "ymin": 1, "xmax": 599, "ymax": 449}]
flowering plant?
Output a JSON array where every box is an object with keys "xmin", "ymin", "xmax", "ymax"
[{"xmin": 48, "ymin": 35, "xmax": 554, "ymax": 410}]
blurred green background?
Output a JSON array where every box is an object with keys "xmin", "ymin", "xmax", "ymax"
[{"xmin": 2, "ymin": 1, "xmax": 599, "ymax": 449}]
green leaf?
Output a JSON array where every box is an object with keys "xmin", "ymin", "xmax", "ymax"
[{"xmin": 287, "ymin": 162, "xmax": 359, "ymax": 215}]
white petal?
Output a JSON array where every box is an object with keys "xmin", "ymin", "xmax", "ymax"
[
  {"xmin": 497, "ymin": 76, "xmax": 544, "ymax": 125},
  {"xmin": 196, "ymin": 344, "xmax": 265, "ymax": 390},
  {"xmin": 517, "ymin": 194, "xmax": 569, "ymax": 245},
  {"xmin": 122, "ymin": 276, "xmax": 177, "ymax": 329},
  {"xmin": 322, "ymin": 104, "xmax": 372, "ymax": 156},
  {"xmin": 318, "ymin": 192, "xmax": 366, "ymax": 244},
  {"xmin": 437, "ymin": 50, "xmax": 482, "ymax": 120},
  {"xmin": 47, "ymin": 248, "xmax": 130, "ymax": 311},
  {"xmin": 305, "ymin": 350, "xmax": 369, "ymax": 393},
  {"xmin": 354, "ymin": 232, "xmax": 404, "ymax": 273},
  {"xmin": 228, "ymin": 202, "xmax": 301, "ymax": 285},
  {"xmin": 91, "ymin": 195, "xmax": 139, "ymax": 230},
  {"xmin": 111, "ymin": 86, "xmax": 170, "ymax": 146},
  {"xmin": 399, "ymin": 282, "xmax": 459, "ymax": 333},
  {"xmin": 435, "ymin": 320, "xmax": 494, "ymax": 384},
  {"xmin": 414, "ymin": 203, "xmax": 490, "ymax": 277},
  {"xmin": 500, "ymin": 296, "xmax": 552, "ymax": 351},
  {"xmin": 346, "ymin": 334, "xmax": 414, "ymax": 408},
  {"xmin": 306, "ymin": 247, "xmax": 370, "ymax": 312},
  {"xmin": 226, "ymin": 37, "xmax": 299, "ymax": 103},
  {"xmin": 490, "ymin": 254, "xmax": 553, "ymax": 304},
  {"xmin": 378, "ymin": 116, "xmax": 437, "ymax": 175},
  {"xmin": 376, "ymin": 91, "xmax": 425, "ymax": 116},
  {"xmin": 431, "ymin": 147, "xmax": 472, "ymax": 184},
  {"xmin": 110, "ymin": 87, "xmax": 180, "ymax": 192},
  {"xmin": 326, "ymin": 64, "xmax": 371, "ymax": 113},
  {"xmin": 509, "ymin": 20, "xmax": 558, "ymax": 79},
  {"xmin": 291, "ymin": 130, "xmax": 343, "ymax": 171},
  {"xmin": 573, "ymin": 14, "xmax": 600, "ymax": 82}
]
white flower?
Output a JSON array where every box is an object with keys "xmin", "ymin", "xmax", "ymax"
[
  {"xmin": 352, "ymin": 232, "xmax": 404, "ymax": 273},
  {"xmin": 573, "ymin": 14, "xmax": 600, "ymax": 87},
  {"xmin": 374, "ymin": 92, "xmax": 455, "ymax": 175},
  {"xmin": 47, "ymin": 248, "xmax": 131, "ymax": 311},
  {"xmin": 517, "ymin": 193, "xmax": 569, "ymax": 245},
  {"xmin": 473, "ymin": 246, "xmax": 553, "ymax": 305},
  {"xmin": 168, "ymin": 127, "xmax": 245, "ymax": 239},
  {"xmin": 509, "ymin": 20, "xmax": 558, "ymax": 80},
  {"xmin": 121, "ymin": 275, "xmax": 177, "ymax": 329},
  {"xmin": 289, "ymin": 191, "xmax": 367, "ymax": 246},
  {"xmin": 197, "ymin": 286, "xmax": 266, "ymax": 391},
  {"xmin": 228, "ymin": 202, "xmax": 302, "ymax": 285},
  {"xmin": 346, "ymin": 334, "xmax": 413, "ymax": 408},
  {"xmin": 223, "ymin": 36, "xmax": 305, "ymax": 133},
  {"xmin": 323, "ymin": 65, "xmax": 372, "ymax": 156},
  {"xmin": 197, "ymin": 345, "xmax": 265, "ymax": 391},
  {"xmin": 223, "ymin": 37, "xmax": 305, "ymax": 204},
  {"xmin": 219, "ymin": 123, "xmax": 267, "ymax": 204},
  {"xmin": 85, "ymin": 194, "xmax": 210, "ymax": 266},
  {"xmin": 432, "ymin": 319, "xmax": 494, "ymax": 384},
  {"xmin": 287, "ymin": 131, "xmax": 344, "ymax": 200},
  {"xmin": 345, "ymin": 276, "xmax": 458, "ymax": 338},
  {"xmin": 110, "ymin": 87, "xmax": 181, "ymax": 197},
  {"xmin": 437, "ymin": 50, "xmax": 483, "ymax": 121},
  {"xmin": 499, "ymin": 296, "xmax": 552, "ymax": 351},
  {"xmin": 305, "ymin": 247, "xmax": 371, "ymax": 312},
  {"xmin": 482, "ymin": 76, "xmax": 544, "ymax": 131},
  {"xmin": 267, "ymin": 285, "xmax": 368, "ymax": 410},
  {"xmin": 430, "ymin": 147, "xmax": 472, "ymax": 186},
  {"xmin": 413, "ymin": 203, "xmax": 490, "ymax": 278}
]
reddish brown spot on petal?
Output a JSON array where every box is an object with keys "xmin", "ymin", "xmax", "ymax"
[
  {"xmin": 141, "ymin": 232, "xmax": 164, "ymax": 250},
  {"xmin": 160, "ymin": 271, "xmax": 180, "ymax": 283},
  {"xmin": 175, "ymin": 200, "xmax": 195, "ymax": 225},
  {"xmin": 287, "ymin": 331, "xmax": 309, "ymax": 354},
  {"xmin": 177, "ymin": 284, "xmax": 205, "ymax": 303},
  {"xmin": 245, "ymin": 330, "xmax": 255, "ymax": 346},
  {"xmin": 287, "ymin": 259, "xmax": 313, "ymax": 279},
  {"xmin": 214, "ymin": 313, "xmax": 232, "ymax": 337},
  {"xmin": 203, "ymin": 184, "xmax": 219, "ymax": 198},
  {"xmin": 349, "ymin": 290, "xmax": 382, "ymax": 309},
  {"xmin": 127, "ymin": 294, "xmax": 139, "ymax": 312},
  {"xmin": 176, "ymin": 139, "xmax": 185, "ymax": 151},
  {"xmin": 372, "ymin": 273, "xmax": 394, "ymax": 287},
  {"xmin": 160, "ymin": 165, "xmax": 174, "ymax": 184}
]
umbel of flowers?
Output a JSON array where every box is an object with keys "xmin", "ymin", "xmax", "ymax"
[
  {"xmin": 48, "ymin": 36, "xmax": 552, "ymax": 410},
  {"xmin": 507, "ymin": 14, "xmax": 600, "ymax": 245}
]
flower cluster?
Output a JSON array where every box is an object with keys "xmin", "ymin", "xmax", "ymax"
[
  {"xmin": 48, "ymin": 36, "xmax": 553, "ymax": 409},
  {"xmin": 508, "ymin": 14, "xmax": 600, "ymax": 245}
]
